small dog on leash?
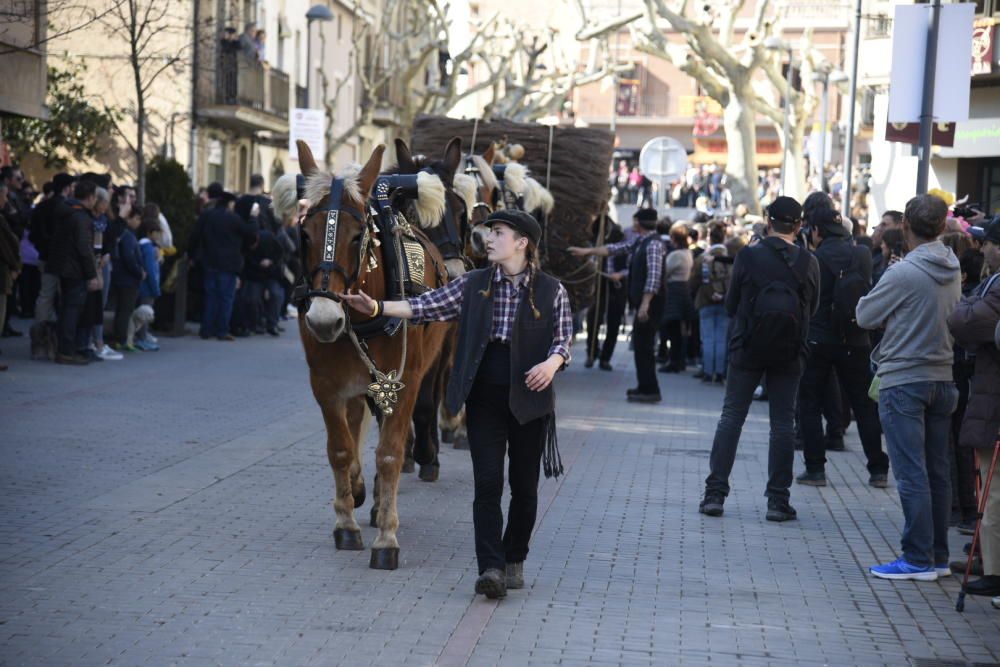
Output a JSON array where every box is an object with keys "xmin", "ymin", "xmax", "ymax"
[{"xmin": 29, "ymin": 322, "xmax": 58, "ymax": 361}]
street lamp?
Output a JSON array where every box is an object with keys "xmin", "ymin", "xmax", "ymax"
[
  {"xmin": 765, "ymin": 37, "xmax": 793, "ymax": 195},
  {"xmin": 305, "ymin": 4, "xmax": 334, "ymax": 109},
  {"xmin": 812, "ymin": 69, "xmax": 846, "ymax": 192}
]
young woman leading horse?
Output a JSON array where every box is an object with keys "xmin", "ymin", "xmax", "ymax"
[{"xmin": 342, "ymin": 209, "xmax": 572, "ymax": 599}]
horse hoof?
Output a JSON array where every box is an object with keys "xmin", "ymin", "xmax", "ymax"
[
  {"xmin": 441, "ymin": 428, "xmax": 454, "ymax": 444},
  {"xmin": 333, "ymin": 528, "xmax": 364, "ymax": 550},
  {"xmin": 369, "ymin": 547, "xmax": 400, "ymax": 570},
  {"xmin": 353, "ymin": 483, "xmax": 366, "ymax": 508},
  {"xmin": 453, "ymin": 434, "xmax": 469, "ymax": 450},
  {"xmin": 418, "ymin": 464, "xmax": 439, "ymax": 482},
  {"xmin": 369, "ymin": 507, "xmax": 378, "ymax": 527},
  {"xmin": 402, "ymin": 458, "xmax": 416, "ymax": 474}
]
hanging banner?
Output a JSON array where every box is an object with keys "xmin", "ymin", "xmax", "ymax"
[{"xmin": 884, "ymin": 121, "xmax": 955, "ymax": 147}]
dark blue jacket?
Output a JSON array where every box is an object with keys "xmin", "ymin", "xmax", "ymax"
[
  {"xmin": 189, "ymin": 204, "xmax": 258, "ymax": 274},
  {"xmin": 112, "ymin": 228, "xmax": 144, "ymax": 289}
]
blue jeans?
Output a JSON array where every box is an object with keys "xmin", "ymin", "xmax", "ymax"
[
  {"xmin": 201, "ymin": 269, "xmax": 238, "ymax": 338},
  {"xmin": 699, "ymin": 304, "xmax": 729, "ymax": 376},
  {"xmin": 878, "ymin": 381, "xmax": 958, "ymax": 567}
]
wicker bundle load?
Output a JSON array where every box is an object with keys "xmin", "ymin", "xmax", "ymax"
[{"xmin": 410, "ymin": 114, "xmax": 615, "ymax": 311}]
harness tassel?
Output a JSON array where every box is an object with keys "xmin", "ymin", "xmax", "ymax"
[{"xmin": 542, "ymin": 413, "xmax": 564, "ymax": 479}]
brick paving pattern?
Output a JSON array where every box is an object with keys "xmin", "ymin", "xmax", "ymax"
[{"xmin": 1, "ymin": 317, "xmax": 998, "ymax": 666}]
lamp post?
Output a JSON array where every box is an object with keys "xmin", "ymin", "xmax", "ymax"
[
  {"xmin": 841, "ymin": 0, "xmax": 862, "ymax": 214},
  {"xmin": 813, "ymin": 69, "xmax": 847, "ymax": 192},
  {"xmin": 765, "ymin": 37, "xmax": 793, "ymax": 195},
  {"xmin": 305, "ymin": 4, "xmax": 334, "ymax": 109}
]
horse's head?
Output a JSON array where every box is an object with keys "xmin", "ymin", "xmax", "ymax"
[
  {"xmin": 463, "ymin": 143, "xmax": 499, "ymax": 263},
  {"xmin": 394, "ymin": 137, "xmax": 469, "ymax": 279},
  {"xmin": 296, "ymin": 140, "xmax": 384, "ymax": 343}
]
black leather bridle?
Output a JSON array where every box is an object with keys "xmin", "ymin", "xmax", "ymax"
[{"xmin": 293, "ymin": 176, "xmax": 369, "ymax": 309}]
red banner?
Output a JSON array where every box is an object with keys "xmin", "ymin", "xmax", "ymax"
[{"xmin": 884, "ymin": 121, "xmax": 956, "ymax": 147}]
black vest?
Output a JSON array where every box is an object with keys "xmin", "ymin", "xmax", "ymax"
[
  {"xmin": 446, "ymin": 267, "xmax": 559, "ymax": 424},
  {"xmin": 628, "ymin": 234, "xmax": 663, "ymax": 307}
]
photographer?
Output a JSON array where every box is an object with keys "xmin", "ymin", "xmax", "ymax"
[
  {"xmin": 947, "ymin": 217, "xmax": 1000, "ymax": 597},
  {"xmin": 795, "ymin": 209, "xmax": 889, "ymax": 489},
  {"xmin": 858, "ymin": 194, "xmax": 961, "ymax": 581},
  {"xmin": 699, "ymin": 196, "xmax": 819, "ymax": 522}
]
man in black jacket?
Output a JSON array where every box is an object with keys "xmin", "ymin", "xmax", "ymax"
[
  {"xmin": 700, "ymin": 196, "xmax": 820, "ymax": 522},
  {"xmin": 48, "ymin": 180, "xmax": 99, "ymax": 365},
  {"xmin": 796, "ymin": 209, "xmax": 889, "ymax": 488},
  {"xmin": 188, "ymin": 187, "xmax": 258, "ymax": 340},
  {"xmin": 30, "ymin": 173, "xmax": 75, "ymax": 324}
]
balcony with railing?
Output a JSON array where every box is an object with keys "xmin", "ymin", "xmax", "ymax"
[{"xmin": 198, "ymin": 46, "xmax": 291, "ymax": 133}]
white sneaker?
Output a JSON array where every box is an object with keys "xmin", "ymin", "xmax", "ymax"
[
  {"xmin": 145, "ymin": 333, "xmax": 159, "ymax": 344},
  {"xmin": 992, "ymin": 595, "xmax": 999, "ymax": 609},
  {"xmin": 98, "ymin": 344, "xmax": 124, "ymax": 360}
]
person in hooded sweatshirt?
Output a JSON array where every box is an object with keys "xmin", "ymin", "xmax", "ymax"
[{"xmin": 857, "ymin": 194, "xmax": 961, "ymax": 582}]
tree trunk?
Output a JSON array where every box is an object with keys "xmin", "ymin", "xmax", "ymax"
[
  {"xmin": 782, "ymin": 123, "xmax": 807, "ymax": 203},
  {"xmin": 721, "ymin": 84, "xmax": 760, "ymax": 215},
  {"xmin": 136, "ymin": 110, "xmax": 146, "ymax": 205}
]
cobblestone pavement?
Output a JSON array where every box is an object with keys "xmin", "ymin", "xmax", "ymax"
[{"xmin": 1, "ymin": 316, "xmax": 998, "ymax": 666}]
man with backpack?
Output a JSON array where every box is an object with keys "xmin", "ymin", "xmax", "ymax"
[
  {"xmin": 857, "ymin": 194, "xmax": 960, "ymax": 581},
  {"xmin": 796, "ymin": 208, "xmax": 890, "ymax": 488},
  {"xmin": 699, "ymin": 196, "xmax": 819, "ymax": 522}
]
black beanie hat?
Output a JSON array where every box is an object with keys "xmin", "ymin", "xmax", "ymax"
[{"xmin": 487, "ymin": 209, "xmax": 542, "ymax": 246}]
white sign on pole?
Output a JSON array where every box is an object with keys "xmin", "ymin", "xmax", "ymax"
[
  {"xmin": 639, "ymin": 136, "xmax": 688, "ymax": 210},
  {"xmin": 289, "ymin": 108, "xmax": 326, "ymax": 162},
  {"xmin": 887, "ymin": 3, "xmax": 975, "ymax": 124}
]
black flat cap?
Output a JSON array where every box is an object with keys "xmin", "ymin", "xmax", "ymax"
[{"xmin": 487, "ymin": 209, "xmax": 542, "ymax": 246}]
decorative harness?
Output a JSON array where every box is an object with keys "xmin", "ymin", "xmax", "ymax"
[{"xmin": 292, "ymin": 173, "xmax": 440, "ymax": 416}]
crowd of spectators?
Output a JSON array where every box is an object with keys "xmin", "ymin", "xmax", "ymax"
[{"xmin": 0, "ymin": 166, "xmax": 298, "ymax": 370}]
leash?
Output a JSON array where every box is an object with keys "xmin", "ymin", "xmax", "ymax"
[
  {"xmin": 343, "ymin": 218, "xmax": 411, "ymax": 416},
  {"xmin": 470, "ymin": 118, "xmax": 480, "ymax": 155}
]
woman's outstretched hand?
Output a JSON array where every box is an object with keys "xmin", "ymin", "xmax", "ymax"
[{"xmin": 340, "ymin": 289, "xmax": 377, "ymax": 316}]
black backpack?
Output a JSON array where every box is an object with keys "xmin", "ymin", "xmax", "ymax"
[
  {"xmin": 743, "ymin": 244, "xmax": 811, "ymax": 366},
  {"xmin": 820, "ymin": 249, "xmax": 869, "ymax": 339}
]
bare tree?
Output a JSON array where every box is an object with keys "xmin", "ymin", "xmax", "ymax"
[
  {"xmin": 582, "ymin": 0, "xmax": 829, "ymax": 206},
  {"xmin": 318, "ymin": 0, "xmax": 614, "ymax": 159},
  {"xmin": 100, "ymin": 0, "xmax": 189, "ymax": 203}
]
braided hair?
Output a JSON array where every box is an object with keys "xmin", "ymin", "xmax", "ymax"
[{"xmin": 479, "ymin": 232, "xmax": 542, "ymax": 320}]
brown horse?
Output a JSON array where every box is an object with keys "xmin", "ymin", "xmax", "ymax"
[{"xmin": 291, "ymin": 140, "xmax": 450, "ymax": 569}]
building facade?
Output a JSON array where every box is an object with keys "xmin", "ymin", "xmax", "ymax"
[{"xmin": 861, "ymin": 0, "xmax": 1000, "ymax": 222}]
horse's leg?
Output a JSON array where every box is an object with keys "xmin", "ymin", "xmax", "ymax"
[
  {"xmin": 412, "ymin": 362, "xmax": 440, "ymax": 482},
  {"xmin": 317, "ymin": 396, "xmax": 364, "ymax": 551},
  {"xmin": 369, "ymin": 384, "xmax": 419, "ymax": 570},
  {"xmin": 452, "ymin": 408, "xmax": 469, "ymax": 450},
  {"xmin": 402, "ymin": 424, "xmax": 416, "ymax": 473},
  {"xmin": 346, "ymin": 396, "xmax": 371, "ymax": 508}
]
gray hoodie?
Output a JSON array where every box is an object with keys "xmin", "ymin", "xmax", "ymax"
[{"xmin": 856, "ymin": 240, "xmax": 961, "ymax": 390}]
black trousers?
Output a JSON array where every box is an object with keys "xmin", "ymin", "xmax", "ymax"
[
  {"xmin": 585, "ymin": 281, "xmax": 625, "ymax": 362},
  {"xmin": 799, "ymin": 343, "xmax": 889, "ymax": 475},
  {"xmin": 664, "ymin": 320, "xmax": 686, "ymax": 370},
  {"xmin": 465, "ymin": 381, "xmax": 546, "ymax": 574},
  {"xmin": 111, "ymin": 285, "xmax": 139, "ymax": 344},
  {"xmin": 706, "ymin": 358, "xmax": 802, "ymax": 500},
  {"xmin": 631, "ymin": 297, "xmax": 664, "ymax": 395},
  {"xmin": 57, "ymin": 278, "xmax": 87, "ymax": 356}
]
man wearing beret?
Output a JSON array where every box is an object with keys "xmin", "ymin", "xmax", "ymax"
[{"xmin": 570, "ymin": 207, "xmax": 666, "ymax": 402}]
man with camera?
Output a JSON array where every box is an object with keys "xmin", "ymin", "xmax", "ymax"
[
  {"xmin": 857, "ymin": 194, "xmax": 961, "ymax": 581},
  {"xmin": 699, "ymin": 196, "xmax": 820, "ymax": 522},
  {"xmin": 796, "ymin": 208, "xmax": 890, "ymax": 489}
]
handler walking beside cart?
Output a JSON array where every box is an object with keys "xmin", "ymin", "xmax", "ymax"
[{"xmin": 341, "ymin": 210, "xmax": 572, "ymax": 600}]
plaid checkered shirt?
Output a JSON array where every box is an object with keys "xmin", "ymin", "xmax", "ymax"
[
  {"xmin": 606, "ymin": 232, "xmax": 664, "ymax": 295},
  {"xmin": 407, "ymin": 266, "xmax": 573, "ymax": 363}
]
